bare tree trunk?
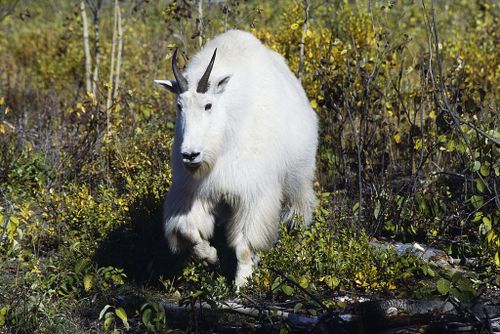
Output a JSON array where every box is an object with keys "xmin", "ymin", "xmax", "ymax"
[
  {"xmin": 197, "ymin": 0, "xmax": 203, "ymax": 49},
  {"xmin": 298, "ymin": 0, "xmax": 310, "ymax": 81},
  {"xmin": 91, "ymin": 5, "xmax": 100, "ymax": 96},
  {"xmin": 80, "ymin": 1, "xmax": 92, "ymax": 93},
  {"xmin": 106, "ymin": 0, "xmax": 118, "ymax": 133},
  {"xmin": 113, "ymin": 2, "xmax": 122, "ymax": 101},
  {"xmin": 344, "ymin": 55, "xmax": 363, "ymax": 227},
  {"xmin": 223, "ymin": 1, "xmax": 228, "ymax": 32}
]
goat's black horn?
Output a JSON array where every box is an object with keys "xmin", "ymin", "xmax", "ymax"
[
  {"xmin": 172, "ymin": 49, "xmax": 188, "ymax": 93},
  {"xmin": 196, "ymin": 48, "xmax": 217, "ymax": 93}
]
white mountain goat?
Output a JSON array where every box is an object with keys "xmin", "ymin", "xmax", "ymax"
[{"xmin": 154, "ymin": 30, "xmax": 318, "ymax": 286}]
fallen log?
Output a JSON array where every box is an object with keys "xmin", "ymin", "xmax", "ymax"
[{"xmin": 155, "ymin": 297, "xmax": 500, "ymax": 333}]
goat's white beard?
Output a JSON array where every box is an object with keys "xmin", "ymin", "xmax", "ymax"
[{"xmin": 185, "ymin": 151, "xmax": 217, "ymax": 179}]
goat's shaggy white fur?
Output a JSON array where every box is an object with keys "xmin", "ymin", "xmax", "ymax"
[{"xmin": 155, "ymin": 30, "xmax": 318, "ymax": 286}]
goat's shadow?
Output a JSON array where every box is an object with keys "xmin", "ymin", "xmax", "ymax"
[{"xmin": 94, "ymin": 194, "xmax": 237, "ymax": 286}]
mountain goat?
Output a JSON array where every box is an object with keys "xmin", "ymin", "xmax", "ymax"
[{"xmin": 155, "ymin": 30, "xmax": 318, "ymax": 286}]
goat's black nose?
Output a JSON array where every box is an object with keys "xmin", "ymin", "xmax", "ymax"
[{"xmin": 181, "ymin": 151, "xmax": 200, "ymax": 161}]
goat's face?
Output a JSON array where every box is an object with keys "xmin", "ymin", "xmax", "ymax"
[
  {"xmin": 175, "ymin": 86, "xmax": 230, "ymax": 172},
  {"xmin": 155, "ymin": 49, "xmax": 231, "ymax": 174}
]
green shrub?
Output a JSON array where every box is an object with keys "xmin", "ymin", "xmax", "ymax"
[{"xmin": 0, "ymin": 1, "xmax": 497, "ymax": 332}]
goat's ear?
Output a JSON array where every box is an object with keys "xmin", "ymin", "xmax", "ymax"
[
  {"xmin": 154, "ymin": 80, "xmax": 179, "ymax": 94},
  {"xmin": 215, "ymin": 75, "xmax": 231, "ymax": 94}
]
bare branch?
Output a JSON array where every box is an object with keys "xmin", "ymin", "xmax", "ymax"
[
  {"xmin": 298, "ymin": 0, "xmax": 310, "ymax": 81},
  {"xmin": 113, "ymin": 2, "xmax": 123, "ymax": 101},
  {"xmin": 197, "ymin": 0, "xmax": 203, "ymax": 49},
  {"xmin": 80, "ymin": 1, "xmax": 92, "ymax": 93},
  {"xmin": 106, "ymin": 0, "xmax": 118, "ymax": 116},
  {"xmin": 459, "ymin": 118, "xmax": 500, "ymax": 147},
  {"xmin": 91, "ymin": 6, "xmax": 100, "ymax": 96}
]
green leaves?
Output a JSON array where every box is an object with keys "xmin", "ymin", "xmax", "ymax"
[
  {"xmin": 140, "ymin": 302, "xmax": 166, "ymax": 333},
  {"xmin": 473, "ymin": 160, "xmax": 481, "ymax": 172},
  {"xmin": 479, "ymin": 164, "xmax": 489, "ymax": 177},
  {"xmin": 281, "ymin": 284, "xmax": 295, "ymax": 296},
  {"xmin": 99, "ymin": 305, "xmax": 114, "ymax": 331},
  {"xmin": 115, "ymin": 307, "xmax": 129, "ymax": 330},
  {"xmin": 0, "ymin": 2, "xmax": 498, "ymax": 333},
  {"xmin": 435, "ymin": 270, "xmax": 477, "ymax": 302},
  {"xmin": 436, "ymin": 278, "xmax": 451, "ymax": 295},
  {"xmin": 98, "ymin": 305, "xmax": 130, "ymax": 332},
  {"xmin": 270, "ymin": 277, "xmax": 296, "ymax": 296},
  {"xmin": 0, "ymin": 306, "xmax": 8, "ymax": 327}
]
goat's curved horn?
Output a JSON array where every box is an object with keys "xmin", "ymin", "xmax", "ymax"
[
  {"xmin": 172, "ymin": 49, "xmax": 188, "ymax": 93},
  {"xmin": 196, "ymin": 48, "xmax": 217, "ymax": 93}
]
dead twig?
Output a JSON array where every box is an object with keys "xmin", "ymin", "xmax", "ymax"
[
  {"xmin": 298, "ymin": 0, "xmax": 310, "ymax": 81},
  {"xmin": 270, "ymin": 268, "xmax": 331, "ymax": 313},
  {"xmin": 80, "ymin": 1, "xmax": 92, "ymax": 93}
]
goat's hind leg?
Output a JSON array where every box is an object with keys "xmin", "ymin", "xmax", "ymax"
[
  {"xmin": 232, "ymin": 192, "xmax": 281, "ymax": 287},
  {"xmin": 233, "ymin": 238, "xmax": 254, "ymax": 287}
]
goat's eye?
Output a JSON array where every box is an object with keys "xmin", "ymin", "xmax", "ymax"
[
  {"xmin": 176, "ymin": 102, "xmax": 182, "ymax": 110},
  {"xmin": 205, "ymin": 103, "xmax": 212, "ymax": 111}
]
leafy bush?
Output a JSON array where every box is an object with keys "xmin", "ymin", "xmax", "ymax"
[{"xmin": 0, "ymin": 0, "xmax": 498, "ymax": 332}]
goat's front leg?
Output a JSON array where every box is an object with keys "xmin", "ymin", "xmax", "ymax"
[{"xmin": 164, "ymin": 194, "xmax": 218, "ymax": 264}]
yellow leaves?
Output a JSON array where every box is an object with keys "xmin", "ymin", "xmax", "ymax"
[
  {"xmin": 393, "ymin": 131, "xmax": 401, "ymax": 144},
  {"xmin": 481, "ymin": 216, "xmax": 492, "ymax": 233},
  {"xmin": 31, "ymin": 263, "xmax": 42, "ymax": 275},
  {"xmin": 76, "ymin": 102, "xmax": 85, "ymax": 113},
  {"xmin": 486, "ymin": 230, "xmax": 496, "ymax": 244},
  {"xmin": 0, "ymin": 120, "xmax": 15, "ymax": 134},
  {"xmin": 353, "ymin": 266, "xmax": 394, "ymax": 291},
  {"xmin": 429, "ymin": 110, "xmax": 436, "ymax": 120},
  {"xmin": 0, "ymin": 98, "xmax": 11, "ymax": 135},
  {"xmin": 83, "ymin": 274, "xmax": 93, "ymax": 291},
  {"xmin": 86, "ymin": 91, "xmax": 97, "ymax": 106},
  {"xmin": 322, "ymin": 275, "xmax": 340, "ymax": 289},
  {"xmin": 115, "ymin": 307, "xmax": 128, "ymax": 323},
  {"xmin": 495, "ymin": 252, "xmax": 499, "ymax": 267},
  {"xmin": 414, "ymin": 138, "xmax": 422, "ymax": 150},
  {"xmin": 6, "ymin": 215, "xmax": 19, "ymax": 242},
  {"xmin": 298, "ymin": 275, "xmax": 310, "ymax": 288},
  {"xmin": 290, "ymin": 23, "xmax": 299, "ymax": 30},
  {"xmin": 354, "ymin": 272, "xmax": 368, "ymax": 287},
  {"xmin": 19, "ymin": 204, "xmax": 33, "ymax": 221},
  {"xmin": 385, "ymin": 101, "xmax": 393, "ymax": 118},
  {"xmin": 310, "ymin": 99, "xmax": 318, "ymax": 109}
]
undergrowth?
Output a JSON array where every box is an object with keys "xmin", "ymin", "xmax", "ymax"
[{"xmin": 0, "ymin": 0, "xmax": 498, "ymax": 332}]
